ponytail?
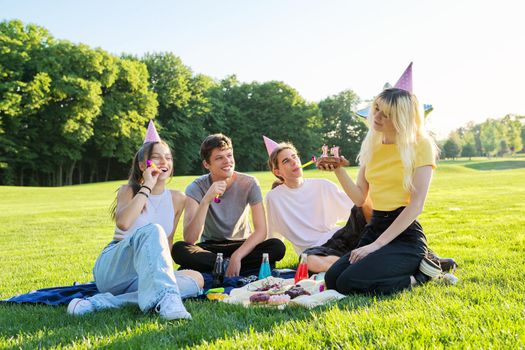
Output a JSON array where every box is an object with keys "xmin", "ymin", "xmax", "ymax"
[{"xmin": 271, "ymin": 179, "xmax": 284, "ymax": 189}]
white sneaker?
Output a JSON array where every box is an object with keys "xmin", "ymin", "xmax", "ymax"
[
  {"xmin": 155, "ymin": 293, "xmax": 191, "ymax": 320},
  {"xmin": 67, "ymin": 298, "xmax": 95, "ymax": 316},
  {"xmin": 419, "ymin": 256, "xmax": 442, "ymax": 279}
]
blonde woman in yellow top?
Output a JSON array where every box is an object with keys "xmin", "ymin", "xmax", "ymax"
[{"xmin": 323, "ymin": 88, "xmax": 440, "ymax": 294}]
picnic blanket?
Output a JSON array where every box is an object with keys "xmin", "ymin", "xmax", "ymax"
[
  {"xmin": 201, "ymin": 268, "xmax": 296, "ymax": 295},
  {"xmin": 1, "ymin": 282, "xmax": 99, "ymax": 306},
  {"xmin": 1, "ymin": 269, "xmax": 297, "ymax": 305}
]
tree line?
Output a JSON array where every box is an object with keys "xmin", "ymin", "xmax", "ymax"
[
  {"xmin": 441, "ymin": 115, "xmax": 525, "ymax": 159},
  {"xmin": 3, "ymin": 20, "xmax": 523, "ymax": 186},
  {"xmin": 0, "ymin": 20, "xmax": 366, "ymax": 186}
]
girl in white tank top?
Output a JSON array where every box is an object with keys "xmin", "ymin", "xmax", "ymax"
[{"xmin": 67, "ymin": 132, "xmax": 203, "ymax": 320}]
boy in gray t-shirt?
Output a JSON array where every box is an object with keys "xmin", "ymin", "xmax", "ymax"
[
  {"xmin": 185, "ymin": 172, "xmax": 262, "ymax": 242},
  {"xmin": 171, "ymin": 134, "xmax": 285, "ymax": 276}
]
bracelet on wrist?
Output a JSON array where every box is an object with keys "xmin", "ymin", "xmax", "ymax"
[
  {"xmin": 136, "ymin": 191, "xmax": 149, "ymax": 199},
  {"xmin": 140, "ymin": 185, "xmax": 152, "ymax": 193}
]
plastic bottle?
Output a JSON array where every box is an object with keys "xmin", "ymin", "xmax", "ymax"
[
  {"xmin": 294, "ymin": 253, "xmax": 309, "ymax": 283},
  {"xmin": 258, "ymin": 253, "xmax": 272, "ymax": 280},
  {"xmin": 212, "ymin": 253, "xmax": 224, "ymax": 288}
]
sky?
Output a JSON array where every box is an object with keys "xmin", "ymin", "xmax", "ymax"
[{"xmin": 2, "ymin": 0, "xmax": 524, "ymax": 139}]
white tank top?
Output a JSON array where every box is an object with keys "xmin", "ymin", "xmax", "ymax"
[{"xmin": 113, "ymin": 189, "xmax": 174, "ymax": 240}]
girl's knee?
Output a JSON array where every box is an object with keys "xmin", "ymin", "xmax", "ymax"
[
  {"xmin": 267, "ymin": 238, "xmax": 286, "ymax": 260},
  {"xmin": 306, "ymin": 255, "xmax": 321, "ymax": 273},
  {"xmin": 335, "ymin": 277, "xmax": 357, "ymax": 295},
  {"xmin": 148, "ymin": 223, "xmax": 166, "ymax": 236},
  {"xmin": 333, "ymin": 269, "xmax": 363, "ymax": 295},
  {"xmin": 307, "ymin": 255, "xmax": 336, "ymax": 273},
  {"xmin": 135, "ymin": 224, "xmax": 167, "ymax": 242},
  {"xmin": 179, "ymin": 269, "xmax": 204, "ymax": 288}
]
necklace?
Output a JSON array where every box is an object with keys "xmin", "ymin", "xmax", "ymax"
[{"xmin": 147, "ymin": 191, "xmax": 165, "ymax": 212}]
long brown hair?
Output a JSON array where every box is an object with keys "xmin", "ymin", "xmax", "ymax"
[
  {"xmin": 267, "ymin": 142, "xmax": 298, "ymax": 189},
  {"xmin": 110, "ymin": 141, "xmax": 172, "ymax": 220}
]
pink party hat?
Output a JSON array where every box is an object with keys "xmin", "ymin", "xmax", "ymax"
[
  {"xmin": 263, "ymin": 135, "xmax": 279, "ymax": 156},
  {"xmin": 143, "ymin": 120, "xmax": 161, "ymax": 143},
  {"xmin": 394, "ymin": 62, "xmax": 413, "ymax": 93}
]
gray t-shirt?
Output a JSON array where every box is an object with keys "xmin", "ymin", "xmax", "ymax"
[{"xmin": 185, "ymin": 172, "xmax": 263, "ymax": 242}]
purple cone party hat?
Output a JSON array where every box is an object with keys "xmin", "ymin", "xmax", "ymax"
[
  {"xmin": 356, "ymin": 62, "xmax": 425, "ymax": 118},
  {"xmin": 263, "ymin": 135, "xmax": 279, "ymax": 156},
  {"xmin": 393, "ymin": 62, "xmax": 413, "ymax": 93},
  {"xmin": 144, "ymin": 120, "xmax": 161, "ymax": 143}
]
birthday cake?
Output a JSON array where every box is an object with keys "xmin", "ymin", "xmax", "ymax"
[{"xmin": 317, "ymin": 145, "xmax": 343, "ymax": 168}]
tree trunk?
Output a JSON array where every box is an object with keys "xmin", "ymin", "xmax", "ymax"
[
  {"xmin": 19, "ymin": 167, "xmax": 24, "ymax": 186},
  {"xmin": 105, "ymin": 158, "xmax": 110, "ymax": 182},
  {"xmin": 89, "ymin": 163, "xmax": 96, "ymax": 183},
  {"xmin": 67, "ymin": 160, "xmax": 76, "ymax": 186},
  {"xmin": 78, "ymin": 162, "xmax": 82, "ymax": 184},
  {"xmin": 58, "ymin": 162, "xmax": 63, "ymax": 187}
]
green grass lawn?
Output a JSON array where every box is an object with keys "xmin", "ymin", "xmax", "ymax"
[{"xmin": 1, "ymin": 157, "xmax": 525, "ymax": 349}]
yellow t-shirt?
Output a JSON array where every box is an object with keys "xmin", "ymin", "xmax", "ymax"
[{"xmin": 365, "ymin": 137, "xmax": 436, "ymax": 211}]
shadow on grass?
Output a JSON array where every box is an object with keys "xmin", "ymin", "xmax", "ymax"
[
  {"xmin": 0, "ymin": 294, "xmax": 381, "ymax": 348},
  {"xmin": 464, "ymin": 161, "xmax": 525, "ymax": 171}
]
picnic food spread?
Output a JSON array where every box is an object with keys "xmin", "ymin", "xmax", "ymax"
[{"xmin": 220, "ymin": 276, "xmax": 344, "ymax": 309}]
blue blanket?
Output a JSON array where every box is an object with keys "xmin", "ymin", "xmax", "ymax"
[
  {"xmin": 1, "ymin": 269, "xmax": 296, "ymax": 305},
  {"xmin": 1, "ymin": 282, "xmax": 99, "ymax": 306}
]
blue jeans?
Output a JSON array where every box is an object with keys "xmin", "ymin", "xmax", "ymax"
[{"xmin": 88, "ymin": 224, "xmax": 201, "ymax": 312}]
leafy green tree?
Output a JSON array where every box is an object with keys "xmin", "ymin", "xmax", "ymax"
[
  {"xmin": 461, "ymin": 130, "xmax": 478, "ymax": 159},
  {"xmin": 203, "ymin": 75, "xmax": 238, "ymax": 136},
  {"xmin": 498, "ymin": 139, "xmax": 509, "ymax": 156},
  {"xmin": 466, "ymin": 122, "xmax": 483, "ymax": 156},
  {"xmin": 461, "ymin": 143, "xmax": 476, "ymax": 160},
  {"xmin": 521, "ymin": 121, "xmax": 525, "ymax": 153},
  {"xmin": 91, "ymin": 57, "xmax": 158, "ymax": 182},
  {"xmin": 501, "ymin": 115, "xmax": 523, "ymax": 154},
  {"xmin": 210, "ymin": 80, "xmax": 322, "ymax": 171},
  {"xmin": 31, "ymin": 41, "xmax": 114, "ymax": 185},
  {"xmin": 142, "ymin": 53, "xmax": 213, "ymax": 175},
  {"xmin": 318, "ymin": 90, "xmax": 367, "ymax": 164},
  {"xmin": 0, "ymin": 20, "xmax": 55, "ymax": 184},
  {"xmin": 0, "ymin": 20, "xmax": 160, "ymax": 186},
  {"xmin": 495, "ymin": 122, "xmax": 508, "ymax": 157},
  {"xmin": 480, "ymin": 119, "xmax": 502, "ymax": 157},
  {"xmin": 0, "ymin": 22, "xmax": 118, "ymax": 186},
  {"xmin": 443, "ymin": 132, "xmax": 462, "ymax": 159}
]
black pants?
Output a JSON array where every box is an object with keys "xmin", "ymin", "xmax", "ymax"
[
  {"xmin": 325, "ymin": 207, "xmax": 427, "ymax": 295},
  {"xmin": 172, "ymin": 238, "xmax": 286, "ymax": 273}
]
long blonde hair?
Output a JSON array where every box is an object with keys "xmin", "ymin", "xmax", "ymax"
[{"xmin": 357, "ymin": 88, "xmax": 437, "ymax": 192}]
